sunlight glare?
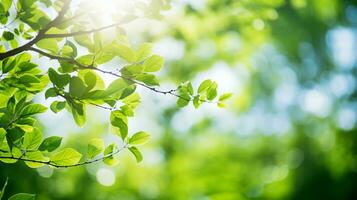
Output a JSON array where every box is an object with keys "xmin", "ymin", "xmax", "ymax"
[{"xmin": 78, "ymin": 0, "xmax": 135, "ymax": 24}]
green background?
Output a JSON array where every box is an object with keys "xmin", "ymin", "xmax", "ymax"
[{"xmin": 1, "ymin": 0, "xmax": 357, "ymax": 199}]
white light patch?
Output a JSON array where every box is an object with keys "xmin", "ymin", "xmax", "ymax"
[
  {"xmin": 274, "ymin": 83, "xmax": 297, "ymax": 109},
  {"xmin": 301, "ymin": 89, "xmax": 332, "ymax": 117},
  {"xmin": 80, "ymin": 0, "xmax": 134, "ymax": 14},
  {"xmin": 326, "ymin": 28, "xmax": 356, "ymax": 69},
  {"xmin": 337, "ymin": 107, "xmax": 356, "ymax": 130},
  {"xmin": 37, "ymin": 166, "xmax": 54, "ymax": 178},
  {"xmin": 194, "ymin": 61, "xmax": 240, "ymax": 92},
  {"xmin": 153, "ymin": 37, "xmax": 185, "ymax": 60},
  {"xmin": 253, "ymin": 19, "xmax": 265, "ymax": 31},
  {"xmin": 96, "ymin": 168, "xmax": 116, "ymax": 186},
  {"xmin": 179, "ymin": 0, "xmax": 206, "ymax": 10},
  {"xmin": 76, "ymin": 0, "xmax": 137, "ymax": 26},
  {"xmin": 329, "ymin": 73, "xmax": 355, "ymax": 97},
  {"xmin": 90, "ymin": 0, "xmax": 118, "ymax": 14}
]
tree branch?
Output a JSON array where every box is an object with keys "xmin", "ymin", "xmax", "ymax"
[
  {"xmin": 54, "ymin": 11, "xmax": 86, "ymax": 27},
  {"xmin": 0, "ymin": 145, "xmax": 127, "ymax": 168},
  {"xmin": 28, "ymin": 47, "xmax": 196, "ymax": 102},
  {"xmin": 0, "ymin": 0, "xmax": 72, "ymax": 60},
  {"xmin": 56, "ymin": 91, "xmax": 115, "ymax": 111},
  {"xmin": 44, "ymin": 22, "xmax": 124, "ymax": 39}
]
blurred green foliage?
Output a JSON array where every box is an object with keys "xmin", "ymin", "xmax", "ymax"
[{"xmin": 1, "ymin": 0, "xmax": 357, "ymax": 199}]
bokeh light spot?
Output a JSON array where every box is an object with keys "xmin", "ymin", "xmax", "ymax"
[{"xmin": 96, "ymin": 168, "xmax": 116, "ymax": 186}]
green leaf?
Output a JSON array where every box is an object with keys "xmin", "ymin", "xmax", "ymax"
[
  {"xmin": 17, "ymin": 63, "xmax": 37, "ymax": 73},
  {"xmin": 36, "ymin": 38, "xmax": 58, "ymax": 53},
  {"xmin": 22, "ymin": 128, "xmax": 42, "ymax": 150},
  {"xmin": 15, "ymin": 124, "xmax": 33, "ymax": 133},
  {"xmin": 24, "ymin": 151, "xmax": 49, "ymax": 168},
  {"xmin": 2, "ymin": 31, "xmax": 14, "ymax": 40},
  {"xmin": 48, "ymin": 68, "xmax": 70, "ymax": 88},
  {"xmin": 120, "ymin": 64, "xmax": 142, "ymax": 77},
  {"xmin": 135, "ymin": 74, "xmax": 160, "ymax": 86},
  {"xmin": 95, "ymin": 46, "xmax": 116, "ymax": 64},
  {"xmin": 143, "ymin": 55, "xmax": 164, "ymax": 72},
  {"xmin": 0, "ymin": 148, "xmax": 21, "ymax": 164},
  {"xmin": 76, "ymin": 54, "xmax": 95, "ymax": 66},
  {"xmin": 193, "ymin": 95, "xmax": 201, "ymax": 108},
  {"xmin": 39, "ymin": 0, "xmax": 52, "ymax": 7},
  {"xmin": 93, "ymin": 32, "xmax": 102, "ymax": 52},
  {"xmin": 50, "ymin": 101, "xmax": 66, "ymax": 113},
  {"xmin": 19, "ymin": 74, "xmax": 40, "ymax": 84},
  {"xmin": 105, "ymin": 78, "xmax": 130, "ymax": 97},
  {"xmin": 50, "ymin": 148, "xmax": 82, "ymax": 166},
  {"xmin": 16, "ymin": 118, "xmax": 36, "ymax": 127},
  {"xmin": 217, "ymin": 102, "xmax": 226, "ymax": 108},
  {"xmin": 84, "ymin": 71, "xmax": 97, "ymax": 91},
  {"xmin": 177, "ymin": 97, "xmax": 190, "ymax": 107},
  {"xmin": 2, "ymin": 57, "xmax": 16, "ymax": 73},
  {"xmin": 14, "ymin": 96, "xmax": 27, "ymax": 114},
  {"xmin": 219, "ymin": 93, "xmax": 233, "ymax": 101},
  {"xmin": 1, "ymin": 0, "xmax": 12, "ymax": 12},
  {"xmin": 9, "ymin": 39, "xmax": 17, "ymax": 48},
  {"xmin": 110, "ymin": 110, "xmax": 128, "ymax": 140},
  {"xmin": 8, "ymin": 193, "xmax": 35, "ymax": 200},
  {"xmin": 58, "ymin": 61, "xmax": 75, "ymax": 73},
  {"xmin": 122, "ymin": 93, "xmax": 140, "ymax": 106},
  {"xmin": 69, "ymin": 77, "xmax": 87, "ymax": 98},
  {"xmin": 78, "ymin": 70, "xmax": 105, "ymax": 91},
  {"xmin": 74, "ymin": 33, "xmax": 93, "ymax": 51},
  {"xmin": 120, "ymin": 105, "xmax": 134, "ymax": 117},
  {"xmin": 207, "ymin": 82, "xmax": 218, "ymax": 100},
  {"xmin": 119, "ymin": 85, "xmax": 136, "ymax": 99},
  {"xmin": 87, "ymin": 138, "xmax": 104, "ymax": 159},
  {"xmin": 6, "ymin": 127, "xmax": 24, "ymax": 148},
  {"xmin": 61, "ymin": 40, "xmax": 77, "ymax": 57},
  {"xmin": 121, "ymin": 93, "xmax": 140, "ymax": 116},
  {"xmin": 20, "ymin": 104, "xmax": 47, "ymax": 117},
  {"xmin": 15, "ymin": 53, "xmax": 32, "ymax": 65},
  {"xmin": 82, "ymin": 90, "xmax": 107, "ymax": 100},
  {"xmin": 103, "ymin": 144, "xmax": 118, "ymax": 166},
  {"xmin": 7, "ymin": 95, "xmax": 16, "ymax": 114},
  {"xmin": 136, "ymin": 43, "xmax": 152, "ymax": 62},
  {"xmin": 177, "ymin": 88, "xmax": 191, "ymax": 108},
  {"xmin": 128, "ymin": 146, "xmax": 143, "ymax": 163},
  {"xmin": 0, "ymin": 128, "xmax": 5, "ymax": 146},
  {"xmin": 129, "ymin": 131, "xmax": 150, "ymax": 146},
  {"xmin": 38, "ymin": 136, "xmax": 62, "ymax": 152},
  {"xmin": 45, "ymin": 88, "xmax": 57, "ymax": 99},
  {"xmin": 198, "ymin": 79, "xmax": 212, "ymax": 94},
  {"xmin": 69, "ymin": 101, "xmax": 86, "ymax": 127},
  {"xmin": 19, "ymin": 5, "xmax": 51, "ymax": 30},
  {"xmin": 116, "ymin": 44, "xmax": 136, "ymax": 63},
  {"xmin": 187, "ymin": 82, "xmax": 194, "ymax": 95}
]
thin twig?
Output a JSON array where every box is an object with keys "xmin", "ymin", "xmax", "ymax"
[
  {"xmin": 87, "ymin": 102, "xmax": 114, "ymax": 110},
  {"xmin": 28, "ymin": 47, "xmax": 198, "ymax": 103},
  {"xmin": 44, "ymin": 22, "xmax": 124, "ymax": 39},
  {"xmin": 55, "ymin": 11, "xmax": 87, "ymax": 26},
  {"xmin": 57, "ymin": 92, "xmax": 114, "ymax": 111},
  {"xmin": 0, "ymin": 144, "xmax": 127, "ymax": 168},
  {"xmin": 0, "ymin": 15, "xmax": 19, "ymax": 30},
  {"xmin": 0, "ymin": 0, "xmax": 72, "ymax": 60}
]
